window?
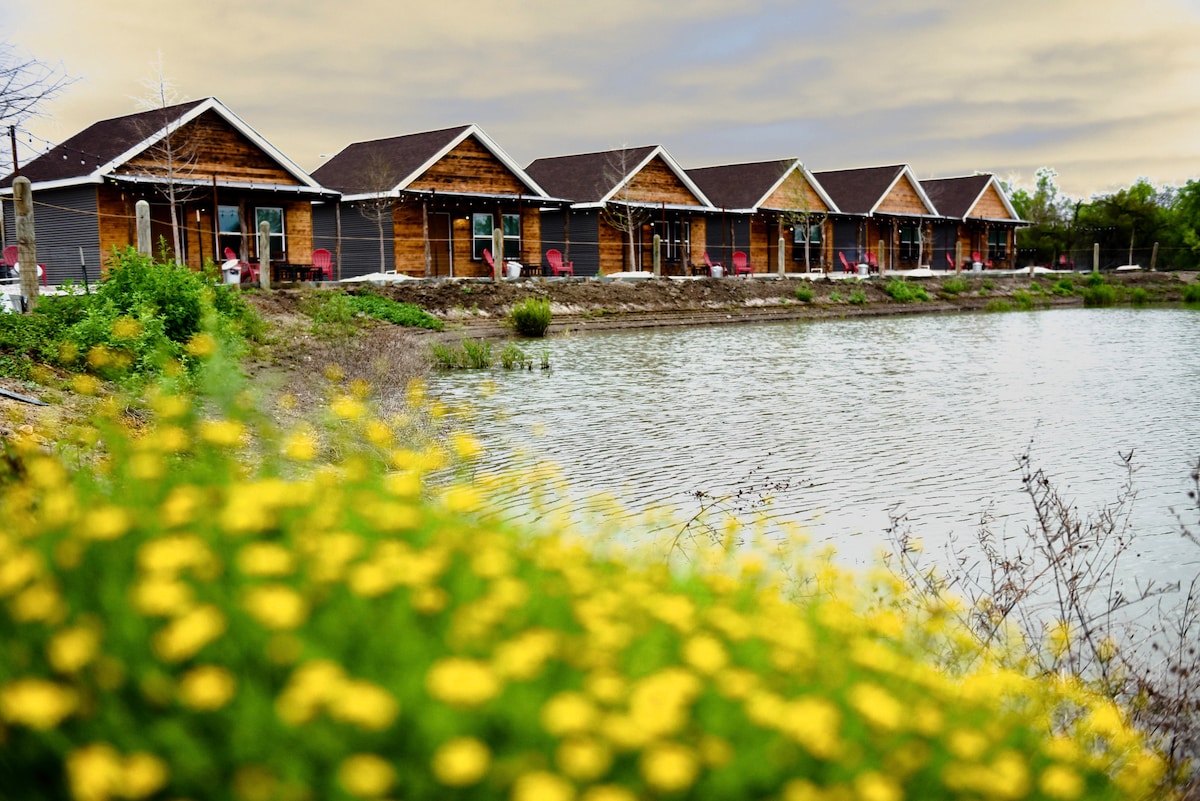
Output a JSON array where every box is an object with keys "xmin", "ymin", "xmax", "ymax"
[
  {"xmin": 218, "ymin": 205, "xmax": 242, "ymax": 260},
  {"xmin": 255, "ymin": 207, "xmax": 286, "ymax": 262},
  {"xmin": 899, "ymin": 224, "xmax": 919, "ymax": 261},
  {"xmin": 473, "ymin": 213, "xmax": 521, "ymax": 260},
  {"xmin": 653, "ymin": 220, "xmax": 690, "ymax": 262},
  {"xmin": 792, "ymin": 222, "xmax": 823, "ymax": 260},
  {"xmin": 988, "ymin": 229, "xmax": 1007, "ymax": 260}
]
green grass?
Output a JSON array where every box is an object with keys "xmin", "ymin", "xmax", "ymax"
[
  {"xmin": 1184, "ymin": 283, "xmax": 1200, "ymax": 304},
  {"xmin": 940, "ymin": 277, "xmax": 968, "ymax": 296},
  {"xmin": 348, "ymin": 292, "xmax": 443, "ymax": 330},
  {"xmin": 499, "ymin": 343, "xmax": 531, "ymax": 369},
  {"xmin": 794, "ymin": 286, "xmax": 814, "ymax": 303},
  {"xmin": 883, "ymin": 279, "xmax": 930, "ymax": 303},
  {"xmin": 848, "ymin": 289, "xmax": 867, "ymax": 305},
  {"xmin": 508, "ymin": 297, "xmax": 553, "ymax": 338}
]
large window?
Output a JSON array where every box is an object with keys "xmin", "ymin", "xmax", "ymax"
[
  {"xmin": 899, "ymin": 224, "xmax": 919, "ymax": 261},
  {"xmin": 792, "ymin": 222, "xmax": 823, "ymax": 260},
  {"xmin": 653, "ymin": 220, "xmax": 690, "ymax": 262},
  {"xmin": 218, "ymin": 205, "xmax": 243, "ymax": 261},
  {"xmin": 255, "ymin": 207, "xmax": 286, "ymax": 262},
  {"xmin": 988, "ymin": 228, "xmax": 1007, "ymax": 261},
  {"xmin": 472, "ymin": 213, "xmax": 521, "ymax": 260}
]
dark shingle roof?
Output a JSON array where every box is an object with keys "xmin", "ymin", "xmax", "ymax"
[
  {"xmin": 310, "ymin": 125, "xmax": 472, "ymax": 194},
  {"xmin": 2, "ymin": 98, "xmax": 208, "ymax": 188},
  {"xmin": 686, "ymin": 159, "xmax": 794, "ymax": 210},
  {"xmin": 921, "ymin": 174, "xmax": 993, "ymax": 219},
  {"xmin": 812, "ymin": 164, "xmax": 909, "ymax": 215},
  {"xmin": 525, "ymin": 146, "xmax": 658, "ymax": 202}
]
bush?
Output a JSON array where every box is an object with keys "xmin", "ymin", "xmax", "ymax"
[
  {"xmin": 1082, "ymin": 283, "xmax": 1118, "ymax": 307},
  {"xmin": 430, "ymin": 339, "xmax": 493, "ymax": 369},
  {"xmin": 848, "ymin": 289, "xmax": 866, "ymax": 304},
  {"xmin": 509, "ymin": 297, "xmax": 552, "ymax": 338},
  {"xmin": 1184, "ymin": 283, "xmax": 1200, "ymax": 304},
  {"xmin": 884, "ymin": 279, "xmax": 930, "ymax": 303},
  {"xmin": 0, "ymin": 362, "xmax": 1171, "ymax": 801},
  {"xmin": 499, "ymin": 343, "xmax": 531, "ymax": 370},
  {"xmin": 1051, "ymin": 277, "xmax": 1076, "ymax": 296},
  {"xmin": 940, "ymin": 277, "xmax": 968, "ymax": 295},
  {"xmin": 793, "ymin": 286, "xmax": 814, "ymax": 303}
]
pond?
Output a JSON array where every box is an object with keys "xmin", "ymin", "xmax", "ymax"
[{"xmin": 427, "ymin": 307, "xmax": 1200, "ymax": 588}]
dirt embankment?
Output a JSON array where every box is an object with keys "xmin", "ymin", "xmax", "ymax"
[{"xmin": 252, "ymin": 270, "xmax": 1197, "ymax": 341}]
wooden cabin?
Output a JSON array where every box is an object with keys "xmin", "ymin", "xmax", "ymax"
[
  {"xmin": 310, "ymin": 125, "xmax": 553, "ymax": 279},
  {"xmin": 525, "ymin": 145, "xmax": 713, "ymax": 276},
  {"xmin": 0, "ymin": 97, "xmax": 332, "ymax": 284},
  {"xmin": 813, "ymin": 164, "xmax": 940, "ymax": 272},
  {"xmin": 921, "ymin": 174, "xmax": 1022, "ymax": 270},
  {"xmin": 688, "ymin": 159, "xmax": 838, "ymax": 274}
]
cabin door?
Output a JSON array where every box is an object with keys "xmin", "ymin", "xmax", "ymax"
[{"xmin": 429, "ymin": 213, "xmax": 452, "ymax": 277}]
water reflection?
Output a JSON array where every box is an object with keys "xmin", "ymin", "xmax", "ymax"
[{"xmin": 428, "ymin": 308, "xmax": 1200, "ymax": 585}]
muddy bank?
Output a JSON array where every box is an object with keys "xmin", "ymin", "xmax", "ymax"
[{"xmin": 255, "ymin": 270, "xmax": 1196, "ymax": 340}]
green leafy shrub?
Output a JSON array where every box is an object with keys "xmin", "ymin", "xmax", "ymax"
[
  {"xmin": 307, "ymin": 291, "xmax": 358, "ymax": 339},
  {"xmin": 509, "ymin": 297, "xmax": 553, "ymax": 338},
  {"xmin": 499, "ymin": 343, "xmax": 531, "ymax": 369},
  {"xmin": 1082, "ymin": 283, "xmax": 1118, "ymax": 307},
  {"xmin": 349, "ymin": 292, "xmax": 443, "ymax": 331},
  {"xmin": 794, "ymin": 286, "xmax": 814, "ymax": 303},
  {"xmin": 848, "ymin": 289, "xmax": 867, "ymax": 304},
  {"xmin": 1012, "ymin": 290, "xmax": 1036, "ymax": 310},
  {"xmin": 1086, "ymin": 271, "xmax": 1106, "ymax": 288},
  {"xmin": 884, "ymin": 279, "xmax": 929, "ymax": 303},
  {"xmin": 940, "ymin": 277, "xmax": 968, "ymax": 295},
  {"xmin": 1183, "ymin": 283, "xmax": 1200, "ymax": 304},
  {"xmin": 430, "ymin": 339, "xmax": 493, "ymax": 369},
  {"xmin": 985, "ymin": 299, "xmax": 1014, "ymax": 312},
  {"xmin": 1051, "ymin": 277, "xmax": 1076, "ymax": 296},
  {"xmin": 829, "ymin": 291, "xmax": 843, "ymax": 303},
  {"xmin": 1130, "ymin": 287, "xmax": 1149, "ymax": 306},
  {"xmin": 0, "ymin": 355, "xmax": 1171, "ymax": 801}
]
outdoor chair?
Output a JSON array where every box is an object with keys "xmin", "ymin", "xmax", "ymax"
[
  {"xmin": 839, "ymin": 251, "xmax": 854, "ymax": 274},
  {"xmin": 703, "ymin": 251, "xmax": 723, "ymax": 277},
  {"xmin": 3, "ymin": 245, "xmax": 47, "ymax": 284},
  {"xmin": 867, "ymin": 252, "xmax": 879, "ymax": 273},
  {"xmin": 732, "ymin": 251, "xmax": 753, "ymax": 276},
  {"xmin": 311, "ymin": 248, "xmax": 333, "ymax": 281},
  {"xmin": 224, "ymin": 247, "xmax": 259, "ymax": 283},
  {"xmin": 946, "ymin": 253, "xmax": 955, "ymax": 270},
  {"xmin": 545, "ymin": 248, "xmax": 574, "ymax": 276}
]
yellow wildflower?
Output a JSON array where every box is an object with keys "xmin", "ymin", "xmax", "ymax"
[
  {"xmin": 0, "ymin": 678, "xmax": 77, "ymax": 729},
  {"xmin": 338, "ymin": 753, "xmax": 395, "ymax": 798},
  {"xmin": 854, "ymin": 772, "xmax": 902, "ymax": 801},
  {"xmin": 111, "ymin": 316, "xmax": 143, "ymax": 340},
  {"xmin": 48, "ymin": 625, "xmax": 101, "ymax": 673},
  {"xmin": 947, "ymin": 728, "xmax": 990, "ymax": 761},
  {"xmin": 237, "ymin": 543, "xmax": 296, "ymax": 577},
  {"xmin": 152, "ymin": 604, "xmax": 225, "ymax": 662},
  {"xmin": 72, "ymin": 373, "xmax": 100, "ymax": 396},
  {"xmin": 848, "ymin": 682, "xmax": 904, "ymax": 732},
  {"xmin": 431, "ymin": 737, "xmax": 490, "ymax": 787},
  {"xmin": 185, "ymin": 332, "xmax": 217, "ymax": 358},
  {"xmin": 331, "ymin": 394, "xmax": 366, "ymax": 420},
  {"xmin": 780, "ymin": 696, "xmax": 843, "ymax": 760},
  {"xmin": 178, "ymin": 665, "xmax": 237, "ymax": 711},
  {"xmin": 450, "ymin": 431, "xmax": 483, "ymax": 460},
  {"xmin": 639, "ymin": 741, "xmax": 699, "ymax": 794},
  {"xmin": 131, "ymin": 577, "xmax": 194, "ymax": 617},
  {"xmin": 682, "ymin": 632, "xmax": 728, "ymax": 675},
  {"xmin": 782, "ymin": 778, "xmax": 823, "ymax": 801},
  {"xmin": 11, "ymin": 581, "xmax": 66, "ymax": 622},
  {"xmin": 66, "ymin": 743, "xmax": 123, "ymax": 801},
  {"xmin": 82, "ymin": 506, "xmax": 132, "ymax": 541},
  {"xmin": 199, "ymin": 418, "xmax": 245, "ymax": 448},
  {"xmin": 1039, "ymin": 764, "xmax": 1084, "ymax": 800},
  {"xmin": 329, "ymin": 679, "xmax": 399, "ymax": 731},
  {"xmin": 556, "ymin": 737, "xmax": 612, "ymax": 781},
  {"xmin": 242, "ymin": 584, "xmax": 308, "ymax": 630},
  {"xmin": 512, "ymin": 770, "xmax": 575, "ymax": 801},
  {"xmin": 541, "ymin": 691, "xmax": 600, "ymax": 737},
  {"xmin": 426, "ymin": 657, "xmax": 501, "ymax": 708},
  {"xmin": 121, "ymin": 751, "xmax": 170, "ymax": 799}
]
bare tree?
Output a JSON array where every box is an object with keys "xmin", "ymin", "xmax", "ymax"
[
  {"xmin": 776, "ymin": 166, "xmax": 826, "ymax": 273},
  {"xmin": 601, "ymin": 147, "xmax": 652, "ymax": 273},
  {"xmin": 131, "ymin": 55, "xmax": 200, "ymax": 265},
  {"xmin": 0, "ymin": 42, "xmax": 74, "ymax": 175},
  {"xmin": 354, "ymin": 153, "xmax": 402, "ymax": 273}
]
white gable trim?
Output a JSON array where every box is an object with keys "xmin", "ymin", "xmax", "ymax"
[
  {"xmin": 392, "ymin": 124, "xmax": 550, "ymax": 198},
  {"xmin": 599, "ymin": 145, "xmax": 715, "ymax": 208}
]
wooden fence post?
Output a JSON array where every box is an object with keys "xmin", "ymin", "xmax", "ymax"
[
  {"xmin": 778, "ymin": 235, "xmax": 785, "ymax": 276},
  {"xmin": 13, "ymin": 177, "xmax": 38, "ymax": 312},
  {"xmin": 259, "ymin": 221, "xmax": 271, "ymax": 289},
  {"xmin": 652, "ymin": 234, "xmax": 661, "ymax": 277},
  {"xmin": 136, "ymin": 200, "xmax": 152, "ymax": 256},
  {"xmin": 492, "ymin": 228, "xmax": 503, "ymax": 280},
  {"xmin": 1093, "ymin": 242, "xmax": 1099, "ymax": 273},
  {"xmin": 1150, "ymin": 241, "xmax": 1159, "ymax": 271}
]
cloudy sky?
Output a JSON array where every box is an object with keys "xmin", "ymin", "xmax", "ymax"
[{"xmin": 5, "ymin": 0, "xmax": 1200, "ymax": 199}]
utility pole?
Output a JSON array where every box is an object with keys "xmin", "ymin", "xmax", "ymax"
[{"xmin": 9, "ymin": 126, "xmax": 19, "ymax": 177}]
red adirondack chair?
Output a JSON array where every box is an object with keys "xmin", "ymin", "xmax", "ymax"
[
  {"xmin": 946, "ymin": 253, "xmax": 955, "ymax": 270},
  {"xmin": 3, "ymin": 245, "xmax": 47, "ymax": 285},
  {"xmin": 867, "ymin": 251, "xmax": 879, "ymax": 272},
  {"xmin": 311, "ymin": 248, "xmax": 333, "ymax": 281},
  {"xmin": 839, "ymin": 252, "xmax": 853, "ymax": 274},
  {"xmin": 224, "ymin": 247, "xmax": 259, "ymax": 283},
  {"xmin": 483, "ymin": 248, "xmax": 497, "ymax": 275},
  {"xmin": 703, "ymin": 251, "xmax": 723, "ymax": 276},
  {"xmin": 732, "ymin": 251, "xmax": 753, "ymax": 276},
  {"xmin": 545, "ymin": 248, "xmax": 574, "ymax": 276}
]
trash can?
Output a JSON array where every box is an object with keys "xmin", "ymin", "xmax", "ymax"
[
  {"xmin": 222, "ymin": 259, "xmax": 241, "ymax": 285},
  {"xmin": 857, "ymin": 263, "xmax": 868, "ymax": 276},
  {"xmin": 506, "ymin": 262, "xmax": 521, "ymax": 279},
  {"xmin": 972, "ymin": 261, "xmax": 983, "ymax": 272},
  {"xmin": 710, "ymin": 264, "xmax": 723, "ymax": 278}
]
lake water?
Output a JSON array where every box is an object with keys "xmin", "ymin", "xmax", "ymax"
[{"xmin": 427, "ymin": 307, "xmax": 1200, "ymax": 588}]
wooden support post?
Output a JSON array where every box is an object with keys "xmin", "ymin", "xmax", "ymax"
[
  {"xmin": 0, "ymin": 195, "xmax": 6, "ymax": 251},
  {"xmin": 422, "ymin": 199, "xmax": 431, "ymax": 278},
  {"xmin": 652, "ymin": 234, "xmax": 661, "ymax": 277},
  {"xmin": 13, "ymin": 177, "xmax": 38, "ymax": 312},
  {"xmin": 778, "ymin": 235, "xmax": 785, "ymax": 276},
  {"xmin": 258, "ymin": 221, "xmax": 272, "ymax": 289},
  {"xmin": 878, "ymin": 238, "xmax": 885, "ymax": 274},
  {"xmin": 1093, "ymin": 242, "xmax": 1099, "ymax": 273},
  {"xmin": 136, "ymin": 200, "xmax": 152, "ymax": 256},
  {"xmin": 1150, "ymin": 241, "xmax": 1159, "ymax": 271},
  {"xmin": 955, "ymin": 241, "xmax": 963, "ymax": 274},
  {"xmin": 492, "ymin": 228, "xmax": 503, "ymax": 280}
]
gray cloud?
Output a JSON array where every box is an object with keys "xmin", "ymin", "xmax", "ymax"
[{"xmin": 6, "ymin": 0, "xmax": 1200, "ymax": 198}]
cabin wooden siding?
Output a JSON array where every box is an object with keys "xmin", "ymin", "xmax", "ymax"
[
  {"xmin": 970, "ymin": 184, "xmax": 1014, "ymax": 220},
  {"xmin": 761, "ymin": 173, "xmax": 830, "ymax": 215},
  {"xmin": 121, "ymin": 110, "xmax": 301, "ymax": 187},
  {"xmin": 390, "ymin": 202, "xmax": 541, "ymax": 277},
  {"xmin": 97, "ymin": 185, "xmax": 135, "ymax": 264},
  {"xmin": 408, "ymin": 137, "xmax": 529, "ymax": 196},
  {"xmin": 623, "ymin": 156, "xmax": 704, "ymax": 206},
  {"xmin": 875, "ymin": 175, "xmax": 929, "ymax": 216}
]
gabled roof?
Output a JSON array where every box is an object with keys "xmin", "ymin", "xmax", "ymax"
[
  {"xmin": 1, "ymin": 97, "xmax": 325, "ymax": 194},
  {"xmin": 813, "ymin": 164, "xmax": 938, "ymax": 217},
  {"xmin": 687, "ymin": 158, "xmax": 839, "ymax": 213},
  {"xmin": 526, "ymin": 145, "xmax": 713, "ymax": 208},
  {"xmin": 921, "ymin": 173, "xmax": 1020, "ymax": 222},
  {"xmin": 311, "ymin": 124, "xmax": 548, "ymax": 201}
]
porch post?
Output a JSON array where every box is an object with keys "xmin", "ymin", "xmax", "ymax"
[
  {"xmin": 422, "ymin": 199, "xmax": 431, "ymax": 278},
  {"xmin": 334, "ymin": 200, "xmax": 342, "ymax": 281},
  {"xmin": 492, "ymin": 228, "xmax": 503, "ymax": 280},
  {"xmin": 777, "ymin": 234, "xmax": 785, "ymax": 276},
  {"xmin": 14, "ymin": 177, "xmax": 39, "ymax": 312},
  {"xmin": 259, "ymin": 220, "xmax": 271, "ymax": 289},
  {"xmin": 136, "ymin": 200, "xmax": 152, "ymax": 256}
]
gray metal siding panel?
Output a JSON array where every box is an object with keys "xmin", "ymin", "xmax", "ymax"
[
  {"xmin": 565, "ymin": 212, "xmax": 600, "ymax": 277},
  {"xmin": 5, "ymin": 187, "xmax": 102, "ymax": 286},
  {"xmin": 339, "ymin": 204, "xmax": 394, "ymax": 278}
]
